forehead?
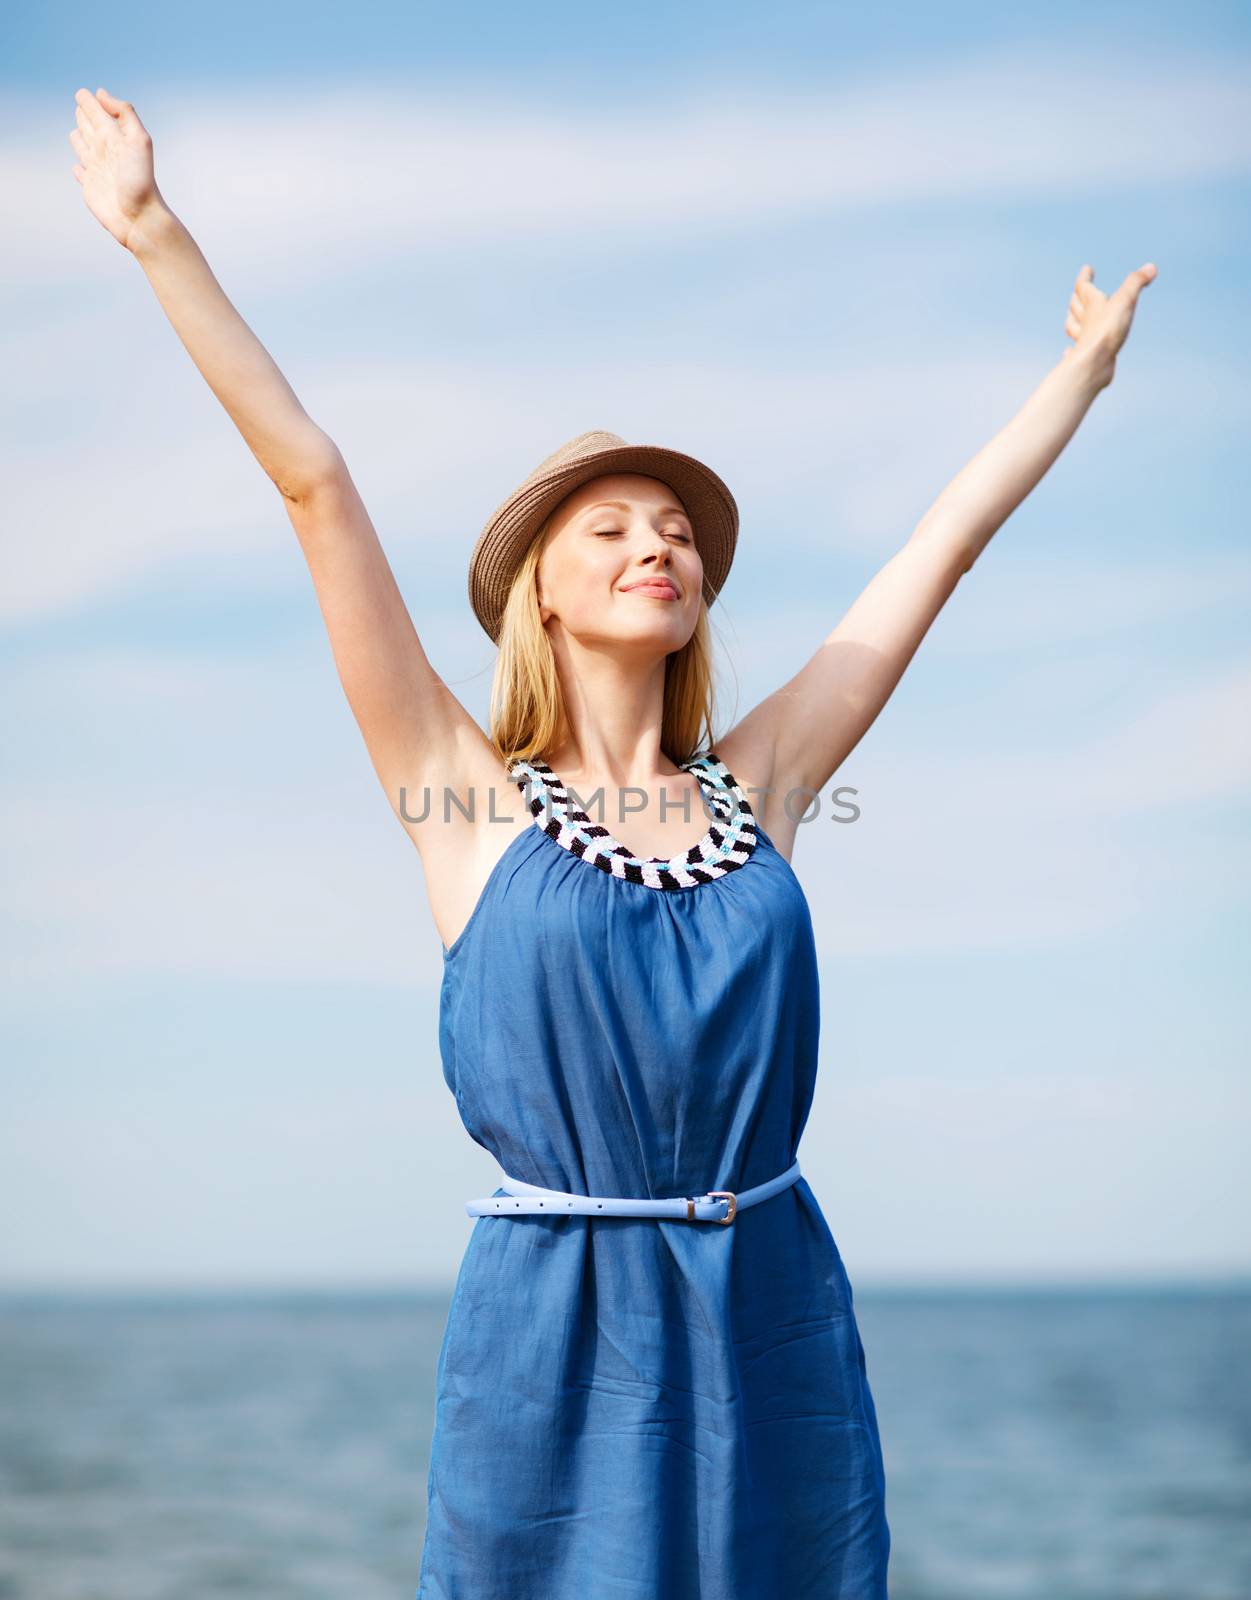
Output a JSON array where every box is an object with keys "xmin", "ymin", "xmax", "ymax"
[{"xmin": 557, "ymin": 472, "xmax": 690, "ymax": 520}]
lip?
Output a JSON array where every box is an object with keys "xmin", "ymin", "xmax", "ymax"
[{"xmin": 621, "ymin": 580, "xmax": 680, "ymax": 599}]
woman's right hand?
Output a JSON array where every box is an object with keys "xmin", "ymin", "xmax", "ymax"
[{"xmin": 68, "ymin": 87, "xmax": 167, "ymax": 251}]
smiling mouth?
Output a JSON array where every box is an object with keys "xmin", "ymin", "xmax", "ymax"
[{"xmin": 623, "ymin": 582, "xmax": 679, "ymax": 599}]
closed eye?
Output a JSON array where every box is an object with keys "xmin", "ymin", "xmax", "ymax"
[{"xmin": 593, "ymin": 529, "xmax": 692, "ymax": 541}]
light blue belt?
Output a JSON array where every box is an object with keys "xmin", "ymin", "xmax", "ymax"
[{"xmin": 466, "ymin": 1158, "xmax": 802, "ymax": 1225}]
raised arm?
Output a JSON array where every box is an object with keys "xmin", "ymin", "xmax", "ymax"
[
  {"xmin": 719, "ymin": 260, "xmax": 1158, "ymax": 846},
  {"xmin": 67, "ymin": 87, "xmax": 497, "ymax": 857}
]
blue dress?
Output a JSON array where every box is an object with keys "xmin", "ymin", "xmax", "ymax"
[{"xmin": 416, "ymin": 750, "xmax": 891, "ymax": 1598}]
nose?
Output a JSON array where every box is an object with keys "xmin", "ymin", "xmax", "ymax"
[{"xmin": 639, "ymin": 528, "xmax": 674, "ymax": 563}]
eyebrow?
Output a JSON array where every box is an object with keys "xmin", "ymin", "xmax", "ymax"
[{"xmin": 579, "ymin": 499, "xmax": 692, "ymax": 524}]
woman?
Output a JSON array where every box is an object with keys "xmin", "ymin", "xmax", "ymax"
[{"xmin": 69, "ymin": 86, "xmax": 1156, "ymax": 1598}]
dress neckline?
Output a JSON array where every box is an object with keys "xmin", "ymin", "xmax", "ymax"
[{"xmin": 505, "ymin": 751, "xmax": 759, "ymax": 891}]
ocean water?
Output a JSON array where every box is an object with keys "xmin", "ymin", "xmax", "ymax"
[{"xmin": 0, "ymin": 1286, "xmax": 1247, "ymax": 1599}]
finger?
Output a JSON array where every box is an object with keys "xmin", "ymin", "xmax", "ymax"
[
  {"xmin": 1118, "ymin": 264, "xmax": 1156, "ymax": 305},
  {"xmin": 68, "ymin": 128, "xmax": 88, "ymax": 160},
  {"xmin": 74, "ymin": 87, "xmax": 110, "ymax": 132},
  {"xmin": 1068, "ymin": 293, "xmax": 1084, "ymax": 320},
  {"xmin": 1065, "ymin": 315, "xmax": 1080, "ymax": 339},
  {"xmin": 97, "ymin": 87, "xmax": 149, "ymax": 139},
  {"xmin": 74, "ymin": 101, "xmax": 110, "ymax": 150},
  {"xmin": 72, "ymin": 163, "xmax": 86, "ymax": 184},
  {"xmin": 1077, "ymin": 264, "xmax": 1095, "ymax": 286}
]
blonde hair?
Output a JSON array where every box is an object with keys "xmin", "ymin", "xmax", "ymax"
[{"xmin": 487, "ymin": 510, "xmax": 722, "ymax": 767}]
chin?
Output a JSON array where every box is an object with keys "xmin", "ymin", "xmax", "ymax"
[{"xmin": 601, "ymin": 619, "xmax": 687, "ymax": 652}]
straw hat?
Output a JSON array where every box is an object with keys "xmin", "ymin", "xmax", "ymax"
[{"xmin": 468, "ymin": 430, "xmax": 739, "ymax": 644}]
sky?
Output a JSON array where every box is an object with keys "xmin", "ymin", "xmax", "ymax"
[{"xmin": 3, "ymin": 1, "xmax": 1249, "ymax": 1291}]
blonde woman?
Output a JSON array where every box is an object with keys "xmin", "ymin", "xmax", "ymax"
[{"xmin": 69, "ymin": 85, "xmax": 1156, "ymax": 1599}]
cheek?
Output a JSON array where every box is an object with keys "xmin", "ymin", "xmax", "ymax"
[{"xmin": 540, "ymin": 555, "xmax": 617, "ymax": 619}]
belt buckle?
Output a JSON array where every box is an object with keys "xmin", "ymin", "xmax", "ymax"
[{"xmin": 685, "ymin": 1189, "xmax": 737, "ymax": 1224}]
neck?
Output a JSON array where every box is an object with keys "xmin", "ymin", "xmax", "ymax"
[{"xmin": 544, "ymin": 637, "xmax": 679, "ymax": 785}]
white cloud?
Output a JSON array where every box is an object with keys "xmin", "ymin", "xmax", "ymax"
[
  {"xmin": 8, "ymin": 48, "xmax": 1246, "ymax": 623},
  {"xmin": 18, "ymin": 53, "xmax": 1251, "ymax": 291},
  {"xmin": 5, "ymin": 339, "xmax": 1245, "ymax": 624}
]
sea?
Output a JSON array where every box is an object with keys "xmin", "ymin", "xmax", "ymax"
[{"xmin": 1, "ymin": 1285, "xmax": 1248, "ymax": 1599}]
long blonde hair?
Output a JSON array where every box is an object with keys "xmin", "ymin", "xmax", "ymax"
[{"xmin": 487, "ymin": 510, "xmax": 723, "ymax": 767}]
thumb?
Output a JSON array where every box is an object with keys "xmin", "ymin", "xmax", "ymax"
[
  {"xmin": 1118, "ymin": 262, "xmax": 1158, "ymax": 305},
  {"xmin": 96, "ymin": 86, "xmax": 148, "ymax": 136}
]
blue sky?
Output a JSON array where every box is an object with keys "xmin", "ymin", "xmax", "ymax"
[{"xmin": 3, "ymin": 1, "xmax": 1248, "ymax": 1289}]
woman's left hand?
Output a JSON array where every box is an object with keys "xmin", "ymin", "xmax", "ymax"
[{"xmin": 1064, "ymin": 261, "xmax": 1158, "ymax": 386}]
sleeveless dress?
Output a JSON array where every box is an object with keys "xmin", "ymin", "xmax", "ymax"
[{"xmin": 416, "ymin": 751, "xmax": 891, "ymax": 1599}]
